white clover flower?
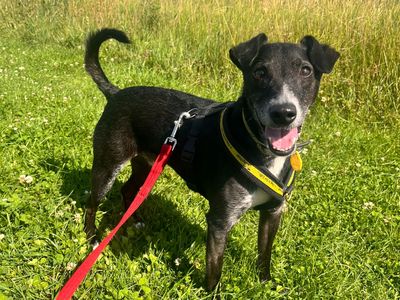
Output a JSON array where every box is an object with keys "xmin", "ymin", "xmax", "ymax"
[
  {"xmin": 174, "ymin": 258, "xmax": 181, "ymax": 266},
  {"xmin": 66, "ymin": 262, "xmax": 77, "ymax": 271},
  {"xmin": 74, "ymin": 213, "xmax": 81, "ymax": 223},
  {"xmin": 383, "ymin": 217, "xmax": 391, "ymax": 224},
  {"xmin": 19, "ymin": 175, "xmax": 33, "ymax": 184},
  {"xmin": 362, "ymin": 202, "xmax": 375, "ymax": 210}
]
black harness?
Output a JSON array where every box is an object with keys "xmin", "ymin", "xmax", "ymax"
[{"xmin": 179, "ymin": 103, "xmax": 300, "ymax": 209}]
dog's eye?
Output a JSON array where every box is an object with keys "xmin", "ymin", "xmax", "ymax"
[
  {"xmin": 300, "ymin": 65, "xmax": 312, "ymax": 77},
  {"xmin": 253, "ymin": 68, "xmax": 267, "ymax": 80}
]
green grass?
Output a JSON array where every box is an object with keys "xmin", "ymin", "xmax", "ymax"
[{"xmin": 0, "ymin": 0, "xmax": 399, "ymax": 299}]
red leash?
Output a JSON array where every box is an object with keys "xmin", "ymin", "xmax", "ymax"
[
  {"xmin": 57, "ymin": 110, "xmax": 196, "ymax": 299},
  {"xmin": 56, "ymin": 143, "xmax": 173, "ymax": 299}
]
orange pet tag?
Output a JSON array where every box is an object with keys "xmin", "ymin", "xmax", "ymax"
[{"xmin": 290, "ymin": 151, "xmax": 302, "ymax": 171}]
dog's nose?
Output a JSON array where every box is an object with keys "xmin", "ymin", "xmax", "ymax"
[{"xmin": 269, "ymin": 104, "xmax": 297, "ymax": 126}]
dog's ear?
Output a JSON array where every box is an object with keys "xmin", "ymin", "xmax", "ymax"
[
  {"xmin": 301, "ymin": 35, "xmax": 340, "ymax": 74},
  {"xmin": 229, "ymin": 33, "xmax": 268, "ymax": 71}
]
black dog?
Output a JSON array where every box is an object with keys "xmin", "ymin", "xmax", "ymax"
[{"xmin": 83, "ymin": 28, "xmax": 339, "ymax": 291}]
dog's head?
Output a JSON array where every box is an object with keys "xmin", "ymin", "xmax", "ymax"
[{"xmin": 230, "ymin": 34, "xmax": 339, "ymax": 156}]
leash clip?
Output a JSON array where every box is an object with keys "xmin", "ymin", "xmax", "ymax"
[{"xmin": 164, "ymin": 109, "xmax": 197, "ymax": 150}]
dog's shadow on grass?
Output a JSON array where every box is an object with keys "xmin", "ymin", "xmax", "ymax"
[
  {"xmin": 56, "ymin": 162, "xmax": 208, "ymax": 287},
  {"xmin": 103, "ymin": 193, "xmax": 208, "ymax": 287}
]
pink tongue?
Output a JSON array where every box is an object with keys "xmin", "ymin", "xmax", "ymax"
[{"xmin": 266, "ymin": 127, "xmax": 299, "ymax": 151}]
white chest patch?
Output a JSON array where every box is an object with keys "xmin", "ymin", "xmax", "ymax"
[
  {"xmin": 245, "ymin": 156, "xmax": 287, "ymax": 208},
  {"xmin": 268, "ymin": 156, "xmax": 287, "ymax": 178}
]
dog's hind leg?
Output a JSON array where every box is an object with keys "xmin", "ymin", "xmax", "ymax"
[
  {"xmin": 120, "ymin": 155, "xmax": 152, "ymax": 225},
  {"xmin": 121, "ymin": 155, "xmax": 152, "ymax": 210},
  {"xmin": 84, "ymin": 122, "xmax": 136, "ymax": 243},
  {"xmin": 257, "ymin": 207, "xmax": 283, "ymax": 282},
  {"xmin": 84, "ymin": 159, "xmax": 125, "ymax": 243}
]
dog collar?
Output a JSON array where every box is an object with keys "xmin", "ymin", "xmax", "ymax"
[
  {"xmin": 241, "ymin": 109, "xmax": 270, "ymax": 153},
  {"xmin": 220, "ymin": 108, "xmax": 300, "ymax": 200}
]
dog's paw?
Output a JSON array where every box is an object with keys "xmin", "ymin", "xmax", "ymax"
[
  {"xmin": 262, "ymin": 279, "xmax": 289, "ymax": 295},
  {"xmin": 132, "ymin": 214, "xmax": 145, "ymax": 229},
  {"xmin": 88, "ymin": 237, "xmax": 100, "ymax": 250},
  {"xmin": 92, "ymin": 240, "xmax": 100, "ymax": 250},
  {"xmin": 133, "ymin": 221, "xmax": 145, "ymax": 229}
]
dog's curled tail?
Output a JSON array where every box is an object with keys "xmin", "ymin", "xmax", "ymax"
[{"xmin": 85, "ymin": 28, "xmax": 130, "ymax": 99}]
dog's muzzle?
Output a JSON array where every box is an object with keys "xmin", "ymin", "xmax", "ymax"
[{"xmin": 263, "ymin": 103, "xmax": 301, "ymax": 155}]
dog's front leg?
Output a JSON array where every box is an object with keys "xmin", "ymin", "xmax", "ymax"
[
  {"xmin": 205, "ymin": 207, "xmax": 242, "ymax": 292},
  {"xmin": 205, "ymin": 220, "xmax": 229, "ymax": 291},
  {"xmin": 257, "ymin": 207, "xmax": 283, "ymax": 282}
]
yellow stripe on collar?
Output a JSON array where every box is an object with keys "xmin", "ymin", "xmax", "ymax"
[
  {"xmin": 287, "ymin": 169, "xmax": 296, "ymax": 186},
  {"xmin": 220, "ymin": 108, "xmax": 285, "ymax": 196}
]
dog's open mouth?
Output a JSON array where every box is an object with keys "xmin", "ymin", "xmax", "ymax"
[{"xmin": 265, "ymin": 127, "xmax": 300, "ymax": 155}]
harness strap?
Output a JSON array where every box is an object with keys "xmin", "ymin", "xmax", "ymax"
[
  {"xmin": 180, "ymin": 102, "xmax": 231, "ymax": 191},
  {"xmin": 181, "ymin": 103, "xmax": 230, "ymax": 164}
]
